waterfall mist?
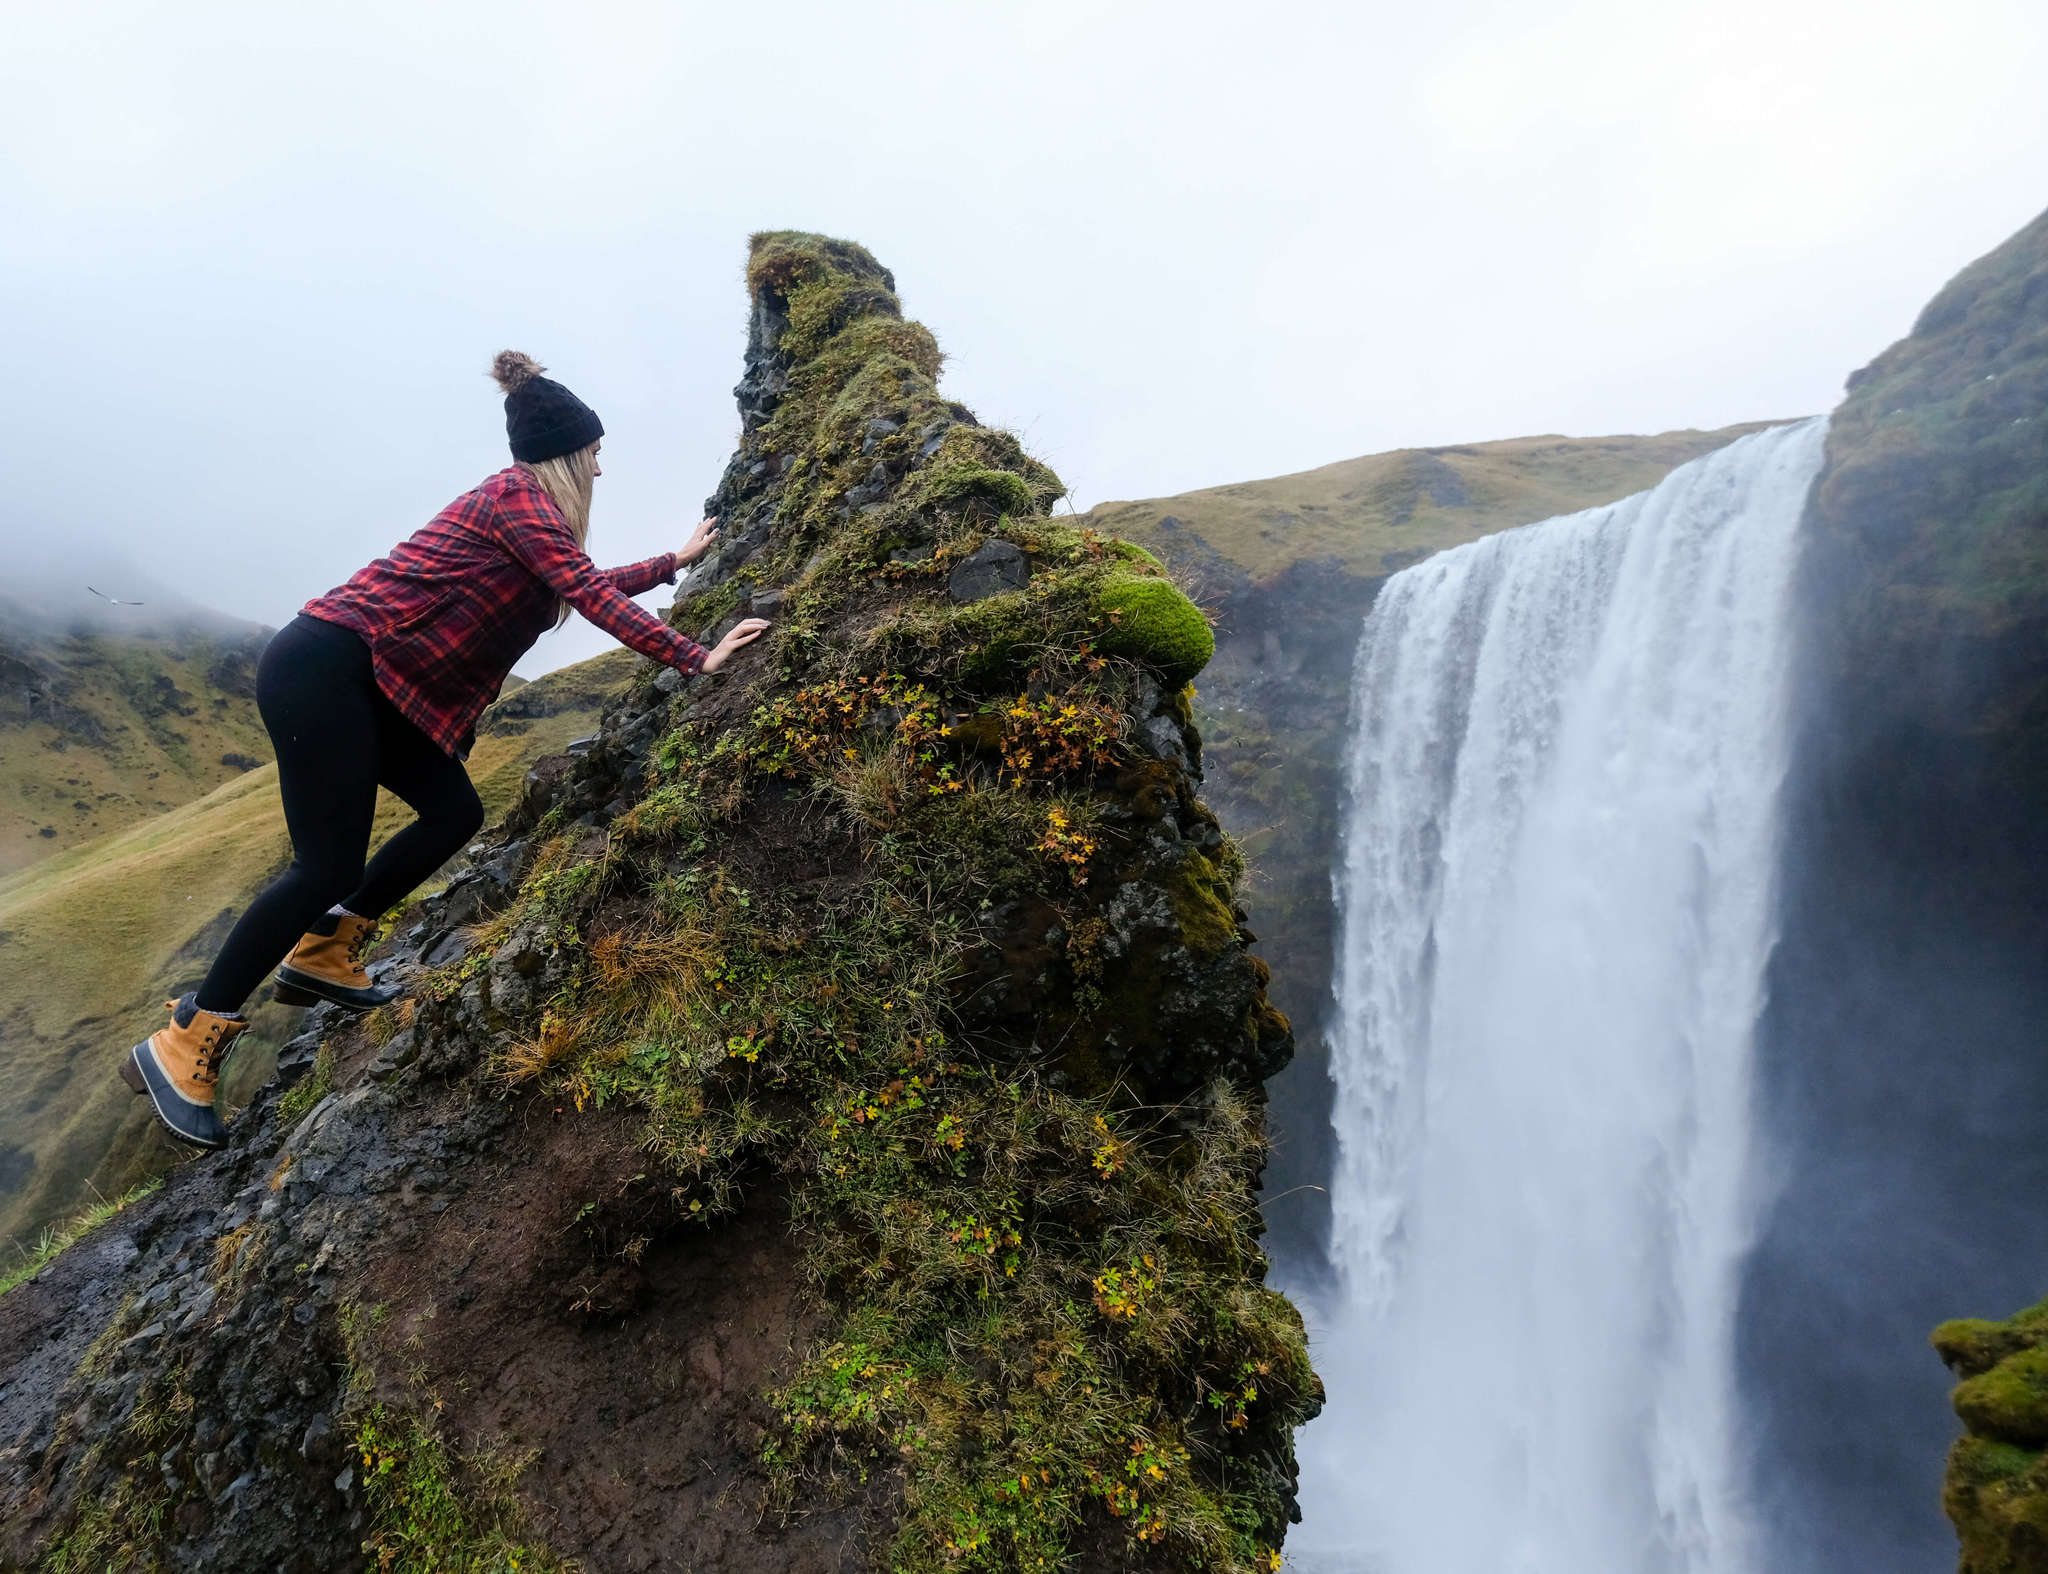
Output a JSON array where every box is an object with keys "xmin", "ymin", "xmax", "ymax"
[{"xmin": 1291, "ymin": 419, "xmax": 1829, "ymax": 1571}]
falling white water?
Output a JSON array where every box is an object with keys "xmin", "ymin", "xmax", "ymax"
[{"xmin": 1291, "ymin": 419, "xmax": 1828, "ymax": 1574}]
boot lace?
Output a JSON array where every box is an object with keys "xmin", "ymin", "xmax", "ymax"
[
  {"xmin": 166, "ymin": 999, "xmax": 234, "ymax": 1085},
  {"xmin": 195, "ymin": 1022, "xmax": 230, "ymax": 1084},
  {"xmin": 347, "ymin": 922, "xmax": 374, "ymax": 968}
]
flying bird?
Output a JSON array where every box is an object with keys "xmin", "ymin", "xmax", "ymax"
[{"xmin": 86, "ymin": 586, "xmax": 146, "ymax": 606}]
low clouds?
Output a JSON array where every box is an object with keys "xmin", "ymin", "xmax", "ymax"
[{"xmin": 2, "ymin": 0, "xmax": 2043, "ymax": 672}]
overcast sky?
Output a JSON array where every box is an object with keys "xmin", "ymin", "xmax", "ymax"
[{"xmin": 3, "ymin": 0, "xmax": 2044, "ymax": 673}]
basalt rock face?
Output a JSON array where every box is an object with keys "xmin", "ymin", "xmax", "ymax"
[
  {"xmin": 0, "ymin": 235, "xmax": 1318, "ymax": 1574},
  {"xmin": 1737, "ymin": 207, "xmax": 2048, "ymax": 1571}
]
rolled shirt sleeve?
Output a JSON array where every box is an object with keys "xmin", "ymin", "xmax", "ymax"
[
  {"xmin": 493, "ymin": 502, "xmax": 706, "ymax": 676},
  {"xmin": 604, "ymin": 552, "xmax": 682, "ymax": 597}
]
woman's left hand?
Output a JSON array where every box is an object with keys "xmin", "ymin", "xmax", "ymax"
[
  {"xmin": 678, "ymin": 516, "xmax": 721, "ymax": 566},
  {"xmin": 700, "ymin": 617, "xmax": 770, "ymax": 674}
]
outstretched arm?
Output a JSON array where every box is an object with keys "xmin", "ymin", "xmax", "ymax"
[{"xmin": 493, "ymin": 494, "xmax": 707, "ymax": 675}]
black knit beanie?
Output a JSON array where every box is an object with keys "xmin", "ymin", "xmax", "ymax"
[{"xmin": 491, "ymin": 351, "xmax": 604, "ymax": 462}]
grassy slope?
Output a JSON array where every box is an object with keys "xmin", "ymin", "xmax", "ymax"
[
  {"xmin": 1084, "ymin": 424, "xmax": 1778, "ymax": 584},
  {"xmin": 0, "ymin": 648, "xmax": 639, "ymax": 1258},
  {"xmin": 0, "ymin": 619, "xmax": 276, "ymax": 877}
]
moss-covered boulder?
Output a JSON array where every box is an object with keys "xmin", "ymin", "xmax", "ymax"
[
  {"xmin": 1094, "ymin": 570, "xmax": 1214, "ymax": 689},
  {"xmin": 1940, "ymin": 1300, "xmax": 2048, "ymax": 1570},
  {"xmin": 1956, "ymin": 1347, "xmax": 2048, "ymax": 1449}
]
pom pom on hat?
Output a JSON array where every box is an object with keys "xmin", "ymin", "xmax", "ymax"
[{"xmin": 491, "ymin": 350, "xmax": 546, "ymax": 395}]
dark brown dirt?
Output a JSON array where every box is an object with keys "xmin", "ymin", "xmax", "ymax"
[{"xmin": 353, "ymin": 1096, "xmax": 880, "ymax": 1574}]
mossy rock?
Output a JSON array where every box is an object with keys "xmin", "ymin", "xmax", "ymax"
[
  {"xmin": 911, "ymin": 427, "xmax": 1066, "ymax": 518},
  {"xmin": 1169, "ymin": 849, "xmax": 1240, "ymax": 959},
  {"xmin": 746, "ymin": 230, "xmax": 894, "ymax": 300},
  {"xmin": 919, "ymin": 463, "xmax": 1036, "ymax": 517},
  {"xmin": 1957, "ymin": 1346, "xmax": 2048, "ymax": 1447},
  {"xmin": 1093, "ymin": 569, "xmax": 1214, "ymax": 687},
  {"xmin": 1939, "ymin": 1316, "xmax": 2048, "ymax": 1380},
  {"xmin": 1946, "ymin": 1434, "xmax": 2048, "ymax": 1574}
]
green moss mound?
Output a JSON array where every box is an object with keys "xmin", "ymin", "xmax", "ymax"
[
  {"xmin": 1937, "ymin": 1296, "xmax": 2048, "ymax": 1569},
  {"xmin": 1939, "ymin": 1314, "xmax": 2048, "ymax": 1381},
  {"xmin": 919, "ymin": 462, "xmax": 1036, "ymax": 517},
  {"xmin": 1957, "ymin": 1345, "xmax": 2048, "ymax": 1448},
  {"xmin": 1094, "ymin": 571, "xmax": 1214, "ymax": 688}
]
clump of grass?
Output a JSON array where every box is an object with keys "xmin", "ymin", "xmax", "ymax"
[
  {"xmin": 277, "ymin": 1041, "xmax": 338, "ymax": 1129},
  {"xmin": 352, "ymin": 1406, "xmax": 569, "ymax": 1574},
  {"xmin": 32, "ymin": 1467, "xmax": 170, "ymax": 1574},
  {"xmin": 0, "ymin": 1178, "xmax": 162, "ymax": 1298}
]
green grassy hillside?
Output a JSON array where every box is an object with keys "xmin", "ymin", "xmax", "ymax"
[
  {"xmin": 0, "ymin": 612, "xmax": 275, "ymax": 876},
  {"xmin": 0, "ymin": 647, "xmax": 639, "ymax": 1259},
  {"xmin": 1081, "ymin": 422, "xmax": 1773, "ymax": 1265}
]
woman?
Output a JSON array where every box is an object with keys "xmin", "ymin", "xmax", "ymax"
[{"xmin": 122, "ymin": 351, "xmax": 770, "ymax": 1149}]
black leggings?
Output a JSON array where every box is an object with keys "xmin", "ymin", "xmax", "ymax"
[{"xmin": 196, "ymin": 614, "xmax": 484, "ymax": 1014}]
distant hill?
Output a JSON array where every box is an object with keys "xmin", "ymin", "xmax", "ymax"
[
  {"xmin": 0, "ymin": 607, "xmax": 276, "ymax": 875},
  {"xmin": 1081, "ymin": 421, "xmax": 1774, "ymax": 1267},
  {"xmin": 1087, "ymin": 424, "xmax": 1777, "ymax": 590},
  {"xmin": 0, "ymin": 645, "xmax": 642, "ymax": 1256}
]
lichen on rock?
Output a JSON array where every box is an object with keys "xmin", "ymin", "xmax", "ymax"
[{"xmin": 0, "ymin": 232, "xmax": 1317, "ymax": 1574}]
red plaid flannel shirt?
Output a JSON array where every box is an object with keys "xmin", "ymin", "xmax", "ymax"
[{"xmin": 303, "ymin": 466, "xmax": 707, "ymax": 758}]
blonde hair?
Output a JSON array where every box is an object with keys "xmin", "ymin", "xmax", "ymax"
[{"xmin": 518, "ymin": 441, "xmax": 597, "ymax": 627}]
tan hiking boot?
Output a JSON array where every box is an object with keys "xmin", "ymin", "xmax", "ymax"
[
  {"xmin": 274, "ymin": 911, "xmax": 398, "ymax": 1011},
  {"xmin": 120, "ymin": 993, "xmax": 244, "ymax": 1149}
]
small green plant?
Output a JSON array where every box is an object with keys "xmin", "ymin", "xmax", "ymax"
[
  {"xmin": 0, "ymin": 1178, "xmax": 162, "ymax": 1298},
  {"xmin": 277, "ymin": 1042, "xmax": 338, "ymax": 1129},
  {"xmin": 352, "ymin": 1405, "xmax": 567, "ymax": 1574}
]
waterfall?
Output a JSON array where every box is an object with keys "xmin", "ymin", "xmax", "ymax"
[{"xmin": 1292, "ymin": 418, "xmax": 1829, "ymax": 1573}]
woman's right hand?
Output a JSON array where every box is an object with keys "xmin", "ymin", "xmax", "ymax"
[{"xmin": 699, "ymin": 617, "xmax": 771, "ymax": 674}]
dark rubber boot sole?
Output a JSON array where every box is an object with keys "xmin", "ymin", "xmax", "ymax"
[
  {"xmin": 273, "ymin": 965, "xmax": 398, "ymax": 1011},
  {"xmin": 123, "ymin": 1042, "xmax": 227, "ymax": 1150}
]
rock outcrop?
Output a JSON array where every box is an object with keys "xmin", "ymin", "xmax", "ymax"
[{"xmin": 0, "ymin": 234, "xmax": 1318, "ymax": 1573}]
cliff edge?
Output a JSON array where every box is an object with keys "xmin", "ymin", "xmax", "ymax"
[
  {"xmin": 0, "ymin": 235, "xmax": 1319, "ymax": 1573},
  {"xmin": 1739, "ymin": 205, "xmax": 2048, "ymax": 1569}
]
